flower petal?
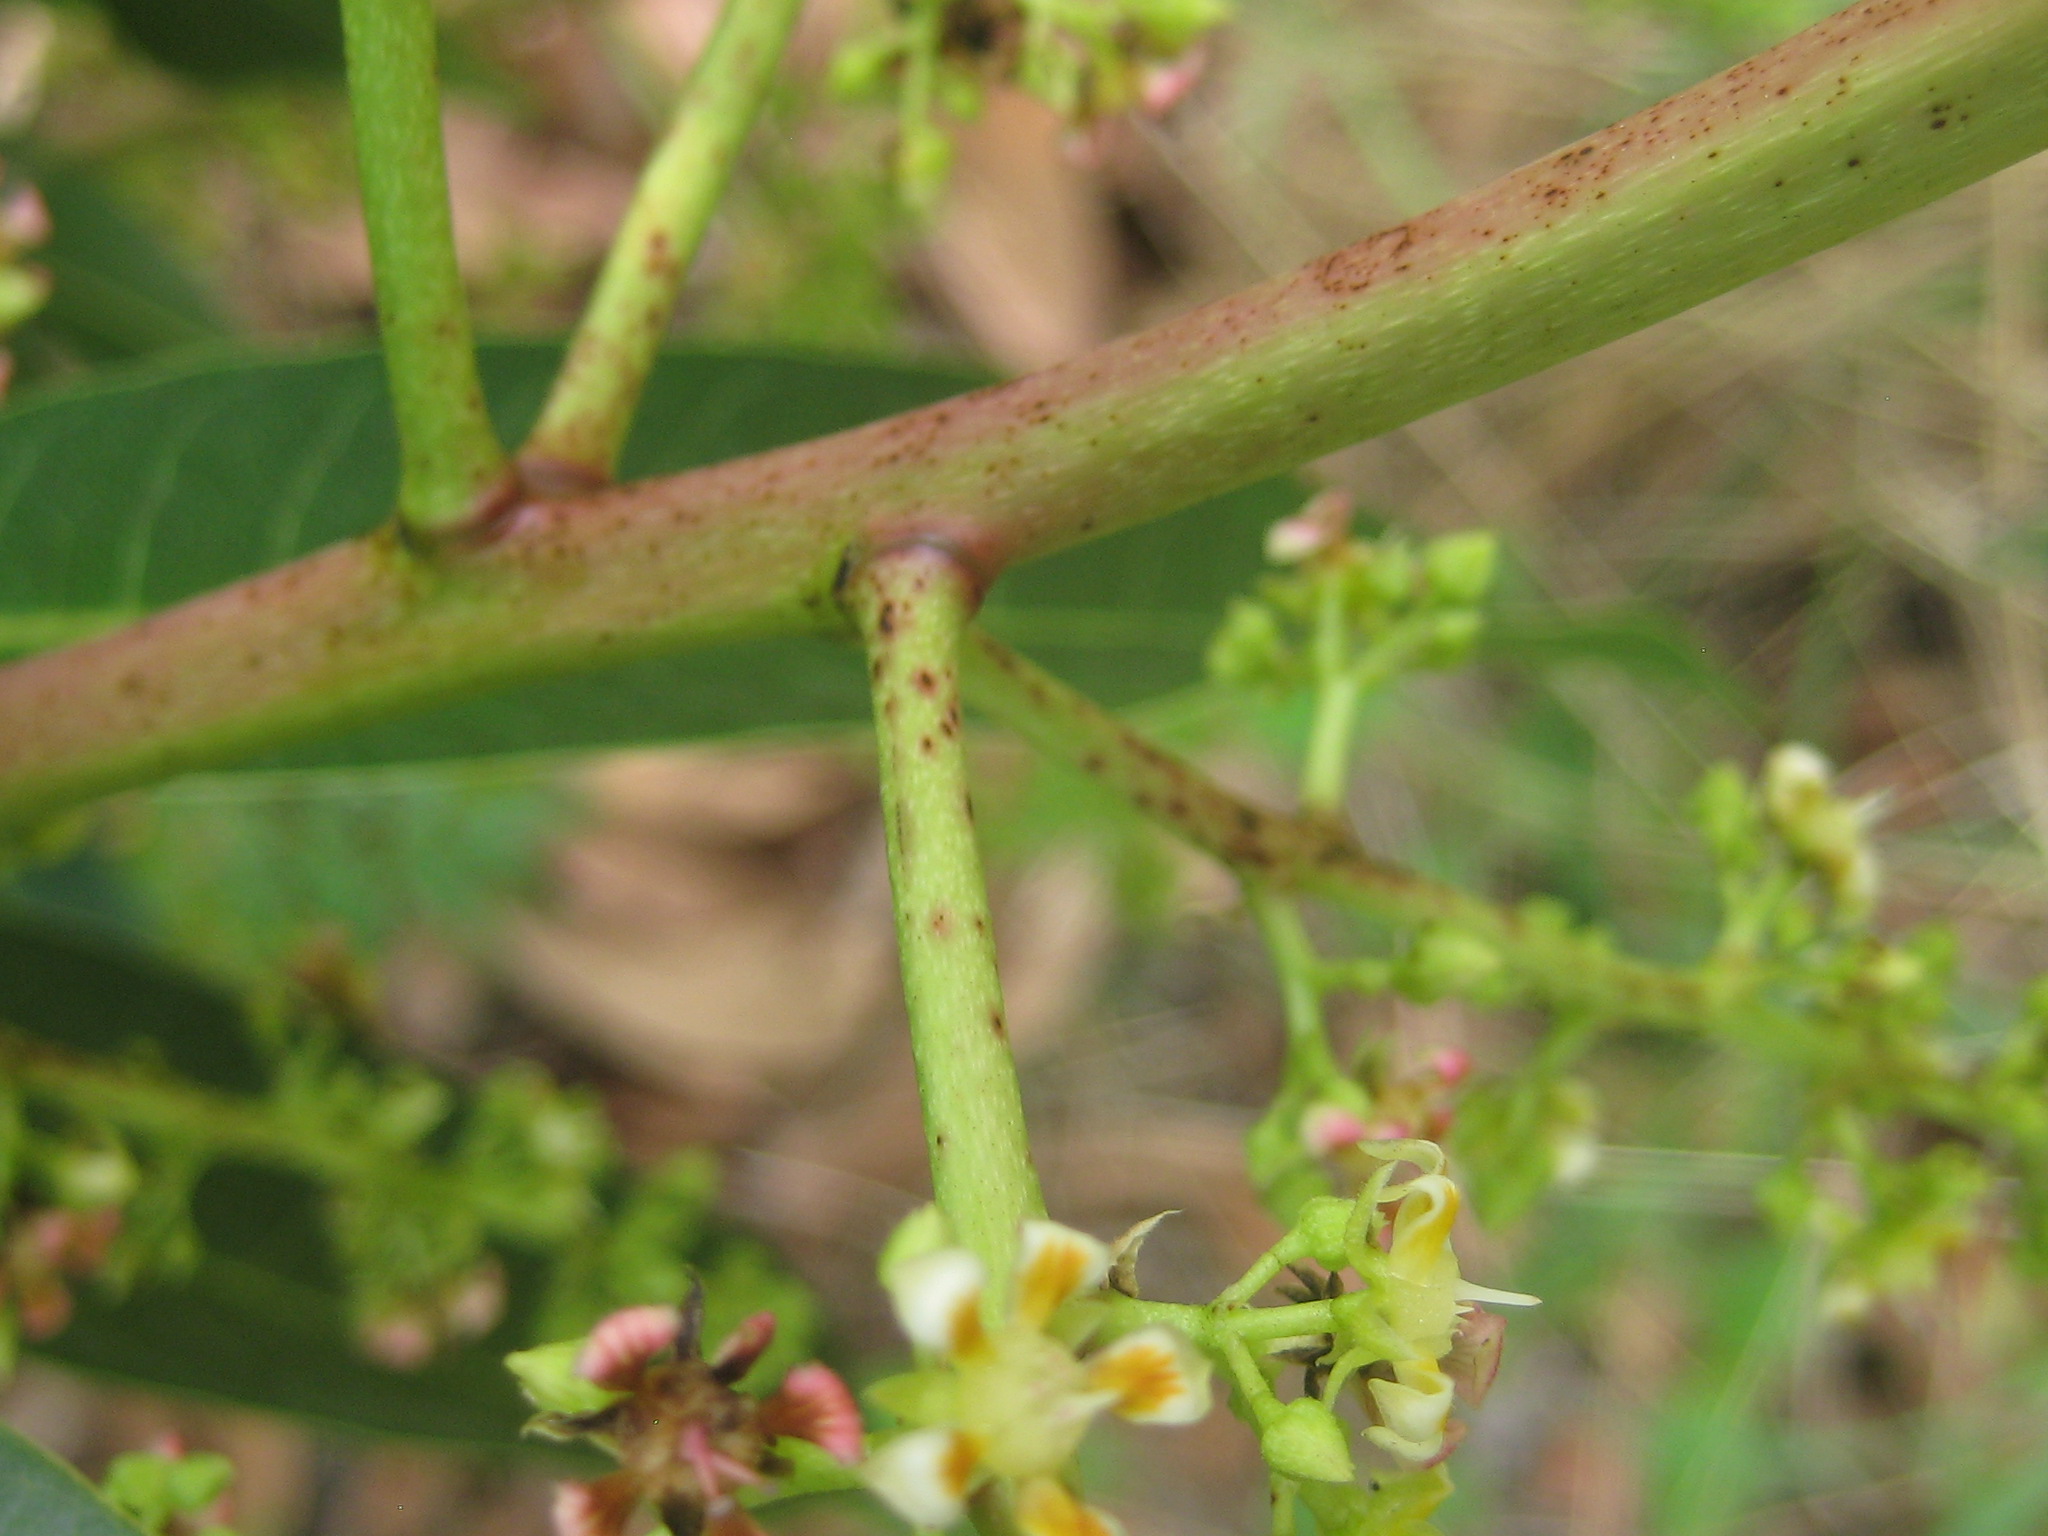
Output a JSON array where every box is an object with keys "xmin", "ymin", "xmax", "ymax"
[
  {"xmin": 1364, "ymin": 1358, "xmax": 1454, "ymax": 1464},
  {"xmin": 680, "ymin": 1421, "xmax": 766, "ymax": 1499},
  {"xmin": 1015, "ymin": 1222, "xmax": 1110, "ymax": 1329},
  {"xmin": 760, "ymin": 1362, "xmax": 865, "ymax": 1464},
  {"xmin": 576, "ymin": 1304, "xmax": 683, "ymax": 1389},
  {"xmin": 1085, "ymin": 1328, "xmax": 1211, "ymax": 1425},
  {"xmin": 551, "ymin": 1475, "xmax": 638, "ymax": 1536},
  {"xmin": 708, "ymin": 1310, "xmax": 778, "ymax": 1383},
  {"xmin": 888, "ymin": 1247, "xmax": 989, "ymax": 1358},
  {"xmin": 1015, "ymin": 1477, "xmax": 1126, "ymax": 1536},
  {"xmin": 1454, "ymin": 1281, "xmax": 1540, "ymax": 1308},
  {"xmin": 1443, "ymin": 1308, "xmax": 1505, "ymax": 1406},
  {"xmin": 862, "ymin": 1428, "xmax": 983, "ymax": 1529},
  {"xmin": 1386, "ymin": 1175, "xmax": 1460, "ymax": 1284}
]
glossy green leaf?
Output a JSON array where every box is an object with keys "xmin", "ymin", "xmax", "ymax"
[
  {"xmin": 0, "ymin": 1420, "xmax": 143, "ymax": 1536},
  {"xmin": 0, "ymin": 344, "xmax": 1295, "ymax": 768}
]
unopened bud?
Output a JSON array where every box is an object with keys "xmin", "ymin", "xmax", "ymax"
[
  {"xmin": 1397, "ymin": 926, "xmax": 1502, "ymax": 1004},
  {"xmin": 897, "ymin": 120, "xmax": 954, "ymax": 211},
  {"xmin": 46, "ymin": 1143, "xmax": 137, "ymax": 1210},
  {"xmin": 1419, "ymin": 608, "xmax": 1483, "ymax": 667},
  {"xmin": 1265, "ymin": 489, "xmax": 1353, "ymax": 565},
  {"xmin": 1352, "ymin": 540, "xmax": 1416, "ymax": 609},
  {"xmin": 444, "ymin": 1263, "xmax": 506, "ymax": 1339},
  {"xmin": 0, "ymin": 262, "xmax": 46, "ymax": 332},
  {"xmin": 1301, "ymin": 1104, "xmax": 1369, "ymax": 1156},
  {"xmin": 1292, "ymin": 1196, "xmax": 1356, "ymax": 1271},
  {"xmin": 1422, "ymin": 532, "xmax": 1497, "ymax": 607},
  {"xmin": 1258, "ymin": 1396, "xmax": 1355, "ymax": 1483},
  {"xmin": 1206, "ymin": 598, "xmax": 1286, "ymax": 687},
  {"xmin": 0, "ymin": 186, "xmax": 47, "ymax": 253},
  {"xmin": 1428, "ymin": 1047, "xmax": 1472, "ymax": 1086},
  {"xmin": 828, "ymin": 31, "xmax": 903, "ymax": 100},
  {"xmin": 362, "ymin": 1312, "xmax": 436, "ymax": 1371},
  {"xmin": 1762, "ymin": 744, "xmax": 1879, "ymax": 917},
  {"xmin": 1138, "ymin": 48, "xmax": 1206, "ymax": 115},
  {"xmin": 1690, "ymin": 762, "xmax": 1759, "ymax": 871}
]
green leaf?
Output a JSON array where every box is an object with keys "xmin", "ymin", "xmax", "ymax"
[
  {"xmin": 0, "ymin": 344, "xmax": 1295, "ymax": 767},
  {"xmin": 93, "ymin": 0, "xmax": 344, "ymax": 80},
  {"xmin": 1484, "ymin": 604, "xmax": 1761, "ymax": 725},
  {"xmin": 0, "ymin": 902, "xmax": 264, "ymax": 1093},
  {"xmin": 0, "ymin": 1420, "xmax": 144, "ymax": 1536},
  {"xmin": 12, "ymin": 148, "xmax": 232, "ymax": 368}
]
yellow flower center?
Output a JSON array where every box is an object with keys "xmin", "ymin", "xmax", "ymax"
[{"xmin": 957, "ymin": 1326, "xmax": 1097, "ymax": 1479}]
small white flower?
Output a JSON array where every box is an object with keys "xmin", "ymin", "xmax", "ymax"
[{"xmin": 863, "ymin": 1216, "xmax": 1210, "ymax": 1532}]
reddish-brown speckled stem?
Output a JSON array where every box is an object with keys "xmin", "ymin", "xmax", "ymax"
[
  {"xmin": 850, "ymin": 545, "xmax": 1043, "ymax": 1281},
  {"xmin": 2, "ymin": 0, "xmax": 2046, "ymax": 825},
  {"xmin": 959, "ymin": 628, "xmax": 1801, "ymax": 1053}
]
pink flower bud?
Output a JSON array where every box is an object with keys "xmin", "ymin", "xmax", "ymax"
[
  {"xmin": 1429, "ymin": 1047, "xmax": 1473, "ymax": 1086},
  {"xmin": 362, "ymin": 1313, "xmax": 435, "ymax": 1370},
  {"xmin": 1301, "ymin": 1104, "xmax": 1370, "ymax": 1155},
  {"xmin": 1138, "ymin": 47, "xmax": 1207, "ymax": 116},
  {"xmin": 577, "ymin": 1304, "xmax": 683, "ymax": 1389},
  {"xmin": 760, "ymin": 1362, "xmax": 865, "ymax": 1464}
]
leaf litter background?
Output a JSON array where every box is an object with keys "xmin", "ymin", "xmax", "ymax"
[{"xmin": 5, "ymin": 0, "xmax": 2048, "ymax": 1533}]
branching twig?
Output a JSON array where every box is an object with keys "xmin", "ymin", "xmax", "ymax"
[
  {"xmin": 339, "ymin": 0, "xmax": 508, "ymax": 535},
  {"xmin": 3, "ymin": 0, "xmax": 2046, "ymax": 821},
  {"xmin": 957, "ymin": 627, "xmax": 1804, "ymax": 1056},
  {"xmin": 520, "ymin": 0, "xmax": 809, "ymax": 487}
]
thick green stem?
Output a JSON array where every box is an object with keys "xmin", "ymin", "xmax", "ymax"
[
  {"xmin": 5, "ymin": 0, "xmax": 2048, "ymax": 819},
  {"xmin": 521, "ymin": 0, "xmax": 807, "ymax": 485},
  {"xmin": 849, "ymin": 545, "xmax": 1043, "ymax": 1279},
  {"xmin": 340, "ymin": 0, "xmax": 507, "ymax": 533}
]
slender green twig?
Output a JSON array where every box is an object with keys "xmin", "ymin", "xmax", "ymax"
[
  {"xmin": 848, "ymin": 545, "xmax": 1043, "ymax": 1281},
  {"xmin": 0, "ymin": 1027, "xmax": 560, "ymax": 1240},
  {"xmin": 339, "ymin": 0, "xmax": 507, "ymax": 534},
  {"xmin": 521, "ymin": 0, "xmax": 808, "ymax": 485},
  {"xmin": 5, "ymin": 0, "xmax": 2048, "ymax": 820},
  {"xmin": 1247, "ymin": 887, "xmax": 1347, "ymax": 1096},
  {"xmin": 958, "ymin": 627, "xmax": 1809, "ymax": 1056},
  {"xmin": 1299, "ymin": 575, "xmax": 1360, "ymax": 815}
]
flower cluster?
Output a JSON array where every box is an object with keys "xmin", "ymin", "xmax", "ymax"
[
  {"xmin": 1222, "ymin": 1144, "xmax": 1535, "ymax": 1474},
  {"xmin": 863, "ymin": 1214, "xmax": 1212, "ymax": 1535},
  {"xmin": 509, "ymin": 1290, "xmax": 863, "ymax": 1536},
  {"xmin": 830, "ymin": 0, "xmax": 1229, "ymax": 205},
  {"xmin": 100, "ymin": 1435, "xmax": 239, "ymax": 1536},
  {"xmin": 1205, "ymin": 496, "xmax": 1498, "ymax": 699},
  {"xmin": 0, "ymin": 1131, "xmax": 140, "ymax": 1372}
]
